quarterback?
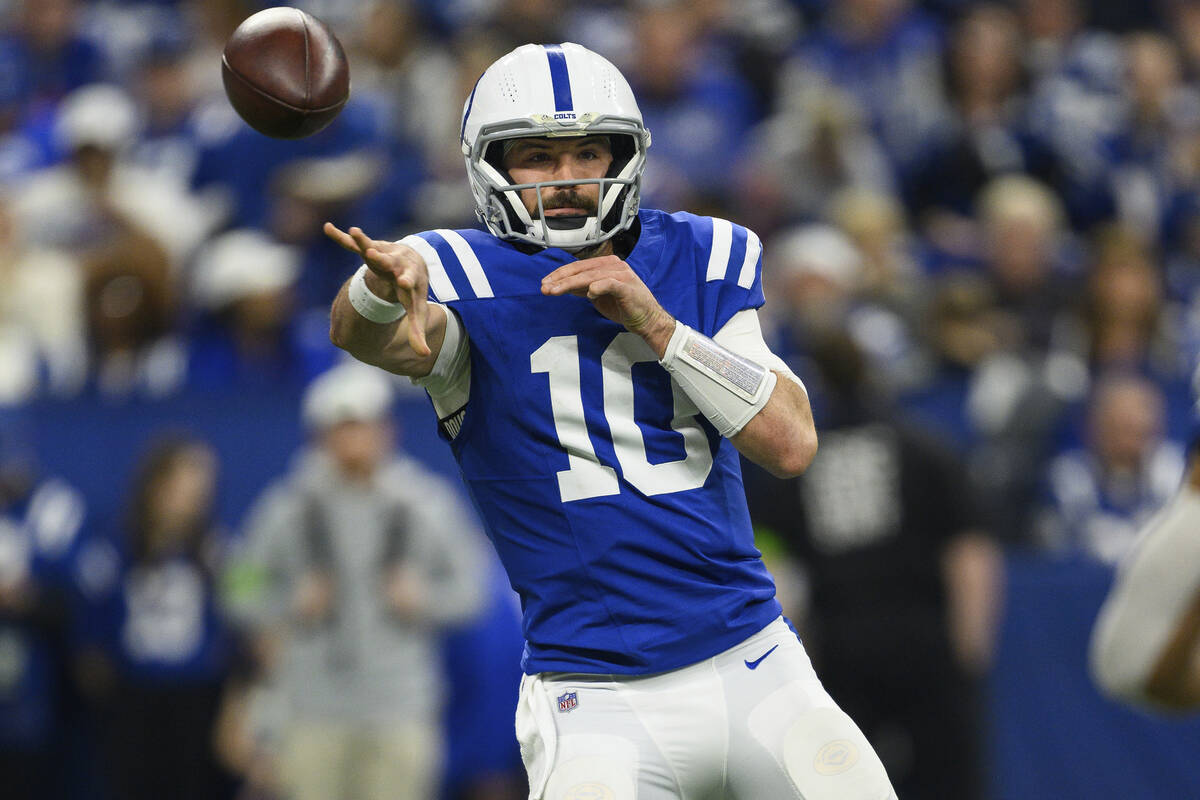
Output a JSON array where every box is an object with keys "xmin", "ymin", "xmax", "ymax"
[{"xmin": 327, "ymin": 43, "xmax": 896, "ymax": 799}]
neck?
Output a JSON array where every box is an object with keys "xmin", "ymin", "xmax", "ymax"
[{"xmin": 569, "ymin": 239, "xmax": 616, "ymax": 260}]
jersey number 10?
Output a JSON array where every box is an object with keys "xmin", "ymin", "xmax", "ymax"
[{"xmin": 531, "ymin": 333, "xmax": 714, "ymax": 502}]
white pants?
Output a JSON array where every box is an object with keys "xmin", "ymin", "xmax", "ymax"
[{"xmin": 516, "ymin": 617, "xmax": 898, "ymax": 800}]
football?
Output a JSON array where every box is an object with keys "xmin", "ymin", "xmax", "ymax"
[{"xmin": 221, "ymin": 7, "xmax": 350, "ymax": 139}]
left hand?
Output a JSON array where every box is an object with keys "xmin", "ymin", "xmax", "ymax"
[
  {"xmin": 384, "ymin": 565, "xmax": 426, "ymax": 621},
  {"xmin": 541, "ymin": 255, "xmax": 676, "ymax": 356}
]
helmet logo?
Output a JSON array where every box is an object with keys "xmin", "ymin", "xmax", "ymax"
[{"xmin": 554, "ymin": 112, "xmax": 577, "ymax": 121}]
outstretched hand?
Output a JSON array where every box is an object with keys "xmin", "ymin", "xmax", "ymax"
[
  {"xmin": 541, "ymin": 255, "xmax": 676, "ymax": 357},
  {"xmin": 324, "ymin": 222, "xmax": 431, "ymax": 357}
]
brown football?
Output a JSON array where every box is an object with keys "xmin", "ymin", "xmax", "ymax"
[{"xmin": 221, "ymin": 7, "xmax": 350, "ymax": 139}]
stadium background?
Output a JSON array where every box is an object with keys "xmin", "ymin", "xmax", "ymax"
[{"xmin": 4, "ymin": 0, "xmax": 1200, "ymax": 797}]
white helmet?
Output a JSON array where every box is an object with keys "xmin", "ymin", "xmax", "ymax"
[{"xmin": 460, "ymin": 43, "xmax": 651, "ymax": 251}]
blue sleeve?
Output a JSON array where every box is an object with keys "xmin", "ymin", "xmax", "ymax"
[{"xmin": 689, "ymin": 215, "xmax": 765, "ymax": 336}]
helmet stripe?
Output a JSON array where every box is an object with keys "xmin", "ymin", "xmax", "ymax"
[
  {"xmin": 543, "ymin": 44, "xmax": 574, "ymax": 112},
  {"xmin": 460, "ymin": 72, "xmax": 484, "ymax": 145}
]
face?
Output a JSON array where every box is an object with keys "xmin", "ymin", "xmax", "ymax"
[
  {"xmin": 501, "ymin": 136, "xmax": 614, "ymax": 223},
  {"xmin": 1089, "ymin": 378, "xmax": 1163, "ymax": 472},
  {"xmin": 954, "ymin": 7, "xmax": 1021, "ymax": 98},
  {"xmin": 988, "ymin": 216, "xmax": 1051, "ymax": 293},
  {"xmin": 321, "ymin": 419, "xmax": 392, "ymax": 479},
  {"xmin": 149, "ymin": 446, "xmax": 217, "ymax": 543}
]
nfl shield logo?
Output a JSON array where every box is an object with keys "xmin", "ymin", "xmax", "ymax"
[{"xmin": 557, "ymin": 691, "xmax": 578, "ymax": 713}]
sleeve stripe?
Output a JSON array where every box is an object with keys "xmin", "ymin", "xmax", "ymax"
[
  {"xmin": 401, "ymin": 234, "xmax": 458, "ymax": 301},
  {"xmin": 706, "ymin": 217, "xmax": 733, "ymax": 282},
  {"xmin": 737, "ymin": 229, "xmax": 761, "ymax": 289},
  {"xmin": 435, "ymin": 229, "xmax": 494, "ymax": 298}
]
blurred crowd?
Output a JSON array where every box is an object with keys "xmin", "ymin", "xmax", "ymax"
[{"xmin": 3, "ymin": 0, "xmax": 1200, "ymax": 797}]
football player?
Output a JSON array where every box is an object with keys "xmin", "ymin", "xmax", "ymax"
[
  {"xmin": 1090, "ymin": 412, "xmax": 1200, "ymax": 711},
  {"xmin": 326, "ymin": 43, "xmax": 897, "ymax": 799}
]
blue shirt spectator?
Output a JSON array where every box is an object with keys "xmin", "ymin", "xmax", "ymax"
[
  {"xmin": 1035, "ymin": 372, "xmax": 1186, "ymax": 564},
  {"xmin": 781, "ymin": 0, "xmax": 948, "ymax": 178}
]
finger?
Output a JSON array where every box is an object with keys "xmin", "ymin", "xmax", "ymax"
[
  {"xmin": 363, "ymin": 247, "xmax": 401, "ymax": 279},
  {"xmin": 541, "ymin": 256, "xmax": 621, "ymax": 287},
  {"xmin": 324, "ymin": 222, "xmax": 365, "ymax": 254},
  {"xmin": 585, "ymin": 277, "xmax": 625, "ymax": 301},
  {"xmin": 407, "ymin": 290, "xmax": 430, "ymax": 357},
  {"xmin": 544, "ymin": 267, "xmax": 625, "ymax": 295},
  {"xmin": 349, "ymin": 227, "xmax": 381, "ymax": 255},
  {"xmin": 400, "ymin": 272, "xmax": 430, "ymax": 357}
]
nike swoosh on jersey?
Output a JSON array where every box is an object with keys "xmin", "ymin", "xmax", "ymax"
[{"xmin": 744, "ymin": 644, "xmax": 779, "ymax": 670}]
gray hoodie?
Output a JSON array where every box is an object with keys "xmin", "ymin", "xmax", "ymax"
[{"xmin": 231, "ymin": 448, "xmax": 487, "ymax": 726}]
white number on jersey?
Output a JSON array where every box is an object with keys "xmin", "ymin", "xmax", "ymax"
[{"xmin": 532, "ymin": 334, "xmax": 713, "ymax": 502}]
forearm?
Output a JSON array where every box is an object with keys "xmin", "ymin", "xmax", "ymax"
[
  {"xmin": 1090, "ymin": 480, "xmax": 1200, "ymax": 707},
  {"xmin": 730, "ymin": 375, "xmax": 818, "ymax": 478},
  {"xmin": 329, "ymin": 277, "xmax": 445, "ymax": 377},
  {"xmin": 1144, "ymin": 588, "xmax": 1200, "ymax": 710},
  {"xmin": 649, "ymin": 310, "xmax": 817, "ymax": 478},
  {"xmin": 942, "ymin": 532, "xmax": 1003, "ymax": 674},
  {"xmin": 1140, "ymin": 453, "xmax": 1200, "ymax": 708}
]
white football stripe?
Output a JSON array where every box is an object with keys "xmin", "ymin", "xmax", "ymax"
[
  {"xmin": 400, "ymin": 234, "xmax": 458, "ymax": 301},
  {"xmin": 435, "ymin": 229, "xmax": 494, "ymax": 298},
  {"xmin": 737, "ymin": 229, "xmax": 761, "ymax": 289},
  {"xmin": 706, "ymin": 218, "xmax": 733, "ymax": 282}
]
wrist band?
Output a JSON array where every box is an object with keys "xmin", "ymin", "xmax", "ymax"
[
  {"xmin": 660, "ymin": 321, "xmax": 775, "ymax": 438},
  {"xmin": 348, "ymin": 264, "xmax": 406, "ymax": 323}
]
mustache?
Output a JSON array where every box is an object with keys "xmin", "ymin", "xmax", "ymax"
[{"xmin": 542, "ymin": 190, "xmax": 597, "ymax": 214}]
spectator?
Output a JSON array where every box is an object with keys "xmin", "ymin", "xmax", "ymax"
[
  {"xmin": 187, "ymin": 229, "xmax": 335, "ymax": 391},
  {"xmin": 73, "ymin": 435, "xmax": 235, "ymax": 800},
  {"xmin": 81, "ymin": 213, "xmax": 184, "ymax": 400},
  {"xmin": 1106, "ymin": 33, "xmax": 1200, "ymax": 242},
  {"xmin": 10, "ymin": 82, "xmax": 220, "ymax": 268},
  {"xmin": 226, "ymin": 362, "xmax": 487, "ymax": 800},
  {"xmin": 907, "ymin": 4, "xmax": 1060, "ymax": 237},
  {"xmin": 1171, "ymin": 0, "xmax": 1200, "ymax": 83},
  {"xmin": 764, "ymin": 222, "xmax": 922, "ymax": 393},
  {"xmin": 624, "ymin": 0, "xmax": 761, "ymax": 212},
  {"xmin": 745, "ymin": 330, "xmax": 1001, "ymax": 800},
  {"xmin": 762, "ymin": 222, "xmax": 864, "ymax": 363},
  {"xmin": 1036, "ymin": 371, "xmax": 1187, "ymax": 564},
  {"xmin": 736, "ymin": 85, "xmax": 896, "ymax": 237},
  {"xmin": 0, "ymin": 0, "xmax": 108, "ymax": 117},
  {"xmin": 0, "ymin": 424, "xmax": 88, "ymax": 800},
  {"xmin": 0, "ymin": 195, "xmax": 86, "ymax": 402},
  {"xmin": 898, "ymin": 273, "xmax": 1062, "ymax": 541},
  {"xmin": 977, "ymin": 173, "xmax": 1076, "ymax": 353},
  {"xmin": 189, "ymin": 79, "xmax": 392, "ymax": 232},
  {"xmin": 1047, "ymin": 225, "xmax": 1196, "ymax": 446},
  {"xmin": 828, "ymin": 187, "xmax": 927, "ymax": 386},
  {"xmin": 1068, "ymin": 226, "xmax": 1180, "ymax": 377},
  {"xmin": 1020, "ymin": 0, "xmax": 1126, "ymax": 229},
  {"xmin": 779, "ymin": 0, "xmax": 949, "ymax": 179},
  {"xmin": 129, "ymin": 27, "xmax": 211, "ymax": 189}
]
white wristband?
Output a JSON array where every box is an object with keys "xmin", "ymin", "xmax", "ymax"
[
  {"xmin": 348, "ymin": 264, "xmax": 406, "ymax": 323},
  {"xmin": 660, "ymin": 321, "xmax": 775, "ymax": 438}
]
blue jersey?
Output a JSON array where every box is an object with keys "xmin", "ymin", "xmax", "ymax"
[{"xmin": 413, "ymin": 208, "xmax": 781, "ymax": 674}]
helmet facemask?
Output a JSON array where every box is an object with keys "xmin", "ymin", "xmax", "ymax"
[{"xmin": 465, "ymin": 114, "xmax": 649, "ymax": 252}]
